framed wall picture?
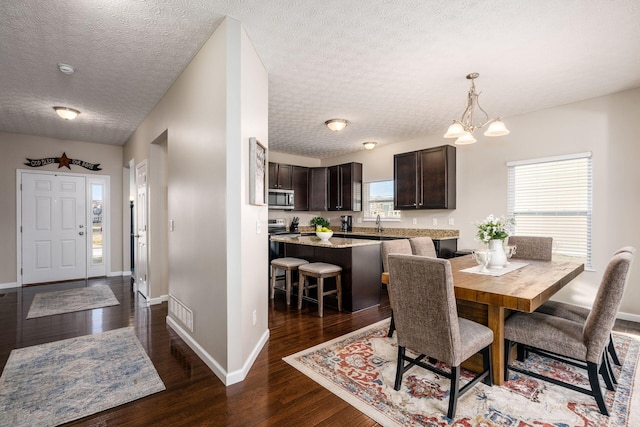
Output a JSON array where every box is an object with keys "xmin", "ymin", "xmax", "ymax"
[{"xmin": 249, "ymin": 137, "xmax": 267, "ymax": 205}]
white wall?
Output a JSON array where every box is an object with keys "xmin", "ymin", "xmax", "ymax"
[
  {"xmin": 0, "ymin": 132, "xmax": 124, "ymax": 285},
  {"xmin": 123, "ymin": 18, "xmax": 269, "ymax": 384},
  {"xmin": 283, "ymin": 89, "xmax": 640, "ymax": 319}
]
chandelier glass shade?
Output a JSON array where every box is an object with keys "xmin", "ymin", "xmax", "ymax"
[{"xmin": 444, "ymin": 73, "xmax": 509, "ymax": 145}]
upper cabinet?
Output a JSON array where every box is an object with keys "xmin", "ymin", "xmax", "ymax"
[
  {"xmin": 292, "ymin": 166, "xmax": 309, "ymax": 211},
  {"xmin": 268, "ymin": 162, "xmax": 293, "ymax": 190},
  {"xmin": 394, "ymin": 145, "xmax": 456, "ymax": 210},
  {"xmin": 309, "ymin": 167, "xmax": 328, "ymax": 211},
  {"xmin": 328, "ymin": 162, "xmax": 362, "ymax": 211}
]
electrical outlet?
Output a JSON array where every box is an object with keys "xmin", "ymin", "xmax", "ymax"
[
  {"xmin": 432, "ymin": 218, "xmax": 438, "ymax": 226},
  {"xmin": 252, "ymin": 309, "xmax": 257, "ymax": 326},
  {"xmin": 449, "ymin": 218, "xmax": 455, "ymax": 226},
  {"xmin": 412, "ymin": 218, "xmax": 417, "ymax": 225},
  {"xmin": 256, "ymin": 220, "xmax": 261, "ymax": 234}
]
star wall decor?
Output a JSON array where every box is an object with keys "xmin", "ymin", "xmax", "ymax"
[{"xmin": 24, "ymin": 152, "xmax": 102, "ymax": 171}]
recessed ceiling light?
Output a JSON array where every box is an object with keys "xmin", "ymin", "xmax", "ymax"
[
  {"xmin": 325, "ymin": 119, "xmax": 348, "ymax": 131},
  {"xmin": 57, "ymin": 63, "xmax": 75, "ymax": 75},
  {"xmin": 53, "ymin": 106, "xmax": 80, "ymax": 120}
]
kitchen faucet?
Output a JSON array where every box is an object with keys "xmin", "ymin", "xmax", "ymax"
[{"xmin": 376, "ymin": 214, "xmax": 384, "ymax": 233}]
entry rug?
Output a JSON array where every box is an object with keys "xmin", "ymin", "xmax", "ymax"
[
  {"xmin": 284, "ymin": 319, "xmax": 640, "ymax": 426},
  {"xmin": 0, "ymin": 328, "xmax": 166, "ymax": 427},
  {"xmin": 26, "ymin": 284, "xmax": 119, "ymax": 319}
]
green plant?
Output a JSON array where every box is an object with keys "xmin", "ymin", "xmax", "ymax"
[
  {"xmin": 475, "ymin": 214, "xmax": 514, "ymax": 243},
  {"xmin": 310, "ymin": 216, "xmax": 330, "ymax": 228}
]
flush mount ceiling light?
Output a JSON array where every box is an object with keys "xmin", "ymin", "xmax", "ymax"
[
  {"xmin": 57, "ymin": 63, "xmax": 75, "ymax": 75},
  {"xmin": 53, "ymin": 106, "xmax": 81, "ymax": 120},
  {"xmin": 363, "ymin": 141, "xmax": 377, "ymax": 150},
  {"xmin": 444, "ymin": 73, "xmax": 510, "ymax": 145},
  {"xmin": 325, "ymin": 118, "xmax": 348, "ymax": 131}
]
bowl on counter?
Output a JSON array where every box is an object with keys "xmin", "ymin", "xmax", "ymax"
[{"xmin": 316, "ymin": 230, "xmax": 334, "ymax": 241}]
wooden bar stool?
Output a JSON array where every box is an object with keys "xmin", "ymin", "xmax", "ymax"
[
  {"xmin": 270, "ymin": 257, "xmax": 309, "ymax": 305},
  {"xmin": 297, "ymin": 262, "xmax": 342, "ymax": 317}
]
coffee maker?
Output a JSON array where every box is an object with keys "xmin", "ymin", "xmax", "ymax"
[{"xmin": 340, "ymin": 215, "xmax": 353, "ymax": 232}]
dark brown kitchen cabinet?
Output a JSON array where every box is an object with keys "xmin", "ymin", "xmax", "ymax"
[
  {"xmin": 394, "ymin": 145, "xmax": 456, "ymax": 209},
  {"xmin": 292, "ymin": 166, "xmax": 309, "ymax": 211},
  {"xmin": 268, "ymin": 162, "xmax": 293, "ymax": 190},
  {"xmin": 308, "ymin": 167, "xmax": 328, "ymax": 211},
  {"xmin": 328, "ymin": 162, "xmax": 362, "ymax": 211}
]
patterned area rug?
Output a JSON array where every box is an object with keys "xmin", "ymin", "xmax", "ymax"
[
  {"xmin": 0, "ymin": 328, "xmax": 165, "ymax": 427},
  {"xmin": 284, "ymin": 319, "xmax": 640, "ymax": 426},
  {"xmin": 26, "ymin": 284, "xmax": 119, "ymax": 319}
]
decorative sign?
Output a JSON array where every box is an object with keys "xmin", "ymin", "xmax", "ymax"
[
  {"xmin": 24, "ymin": 152, "xmax": 102, "ymax": 171},
  {"xmin": 249, "ymin": 138, "xmax": 267, "ymax": 205}
]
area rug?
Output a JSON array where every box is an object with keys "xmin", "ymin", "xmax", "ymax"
[
  {"xmin": 26, "ymin": 284, "xmax": 119, "ymax": 319},
  {"xmin": 0, "ymin": 327, "xmax": 166, "ymax": 427},
  {"xmin": 284, "ymin": 319, "xmax": 640, "ymax": 426}
]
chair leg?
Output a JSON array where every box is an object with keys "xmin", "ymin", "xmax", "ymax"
[
  {"xmin": 608, "ymin": 334, "xmax": 622, "ymax": 366},
  {"xmin": 387, "ymin": 312, "xmax": 395, "ymax": 337},
  {"xmin": 516, "ymin": 343, "xmax": 526, "ymax": 362},
  {"xmin": 599, "ymin": 355, "xmax": 615, "ymax": 391},
  {"xmin": 587, "ymin": 361, "xmax": 609, "ymax": 416},
  {"xmin": 270, "ymin": 265, "xmax": 277, "ymax": 299},
  {"xmin": 297, "ymin": 273, "xmax": 305, "ymax": 309},
  {"xmin": 394, "ymin": 346, "xmax": 405, "ymax": 391},
  {"xmin": 482, "ymin": 345, "xmax": 493, "ymax": 386},
  {"xmin": 447, "ymin": 366, "xmax": 460, "ymax": 420},
  {"xmin": 336, "ymin": 274, "xmax": 342, "ymax": 312},
  {"xmin": 285, "ymin": 269, "xmax": 292, "ymax": 306},
  {"xmin": 318, "ymin": 277, "xmax": 324, "ymax": 317},
  {"xmin": 504, "ymin": 339, "xmax": 512, "ymax": 381}
]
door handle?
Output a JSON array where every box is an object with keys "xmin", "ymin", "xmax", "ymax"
[
  {"xmin": 79, "ymin": 231, "xmax": 85, "ymax": 236},
  {"xmin": 79, "ymin": 224, "xmax": 84, "ymax": 228}
]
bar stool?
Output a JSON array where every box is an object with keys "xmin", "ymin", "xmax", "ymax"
[
  {"xmin": 270, "ymin": 257, "xmax": 309, "ymax": 305},
  {"xmin": 297, "ymin": 262, "xmax": 342, "ymax": 317}
]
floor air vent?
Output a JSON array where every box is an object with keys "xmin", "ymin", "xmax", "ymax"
[{"xmin": 169, "ymin": 295, "xmax": 194, "ymax": 332}]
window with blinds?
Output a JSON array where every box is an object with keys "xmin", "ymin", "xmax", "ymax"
[
  {"xmin": 507, "ymin": 152, "xmax": 592, "ymax": 267},
  {"xmin": 363, "ymin": 180, "xmax": 401, "ymax": 220}
]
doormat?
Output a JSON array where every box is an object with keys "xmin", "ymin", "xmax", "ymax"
[
  {"xmin": 284, "ymin": 319, "xmax": 640, "ymax": 426},
  {"xmin": 26, "ymin": 284, "xmax": 119, "ymax": 319},
  {"xmin": 0, "ymin": 328, "xmax": 165, "ymax": 427}
]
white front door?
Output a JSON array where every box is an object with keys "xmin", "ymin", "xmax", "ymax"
[
  {"xmin": 135, "ymin": 161, "xmax": 149, "ymax": 299},
  {"xmin": 21, "ymin": 173, "xmax": 87, "ymax": 284}
]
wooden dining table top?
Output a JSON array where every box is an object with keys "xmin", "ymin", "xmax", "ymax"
[{"xmin": 381, "ymin": 255, "xmax": 585, "ymax": 313}]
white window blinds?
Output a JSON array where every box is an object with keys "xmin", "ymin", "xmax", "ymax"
[{"xmin": 507, "ymin": 152, "xmax": 592, "ymax": 267}]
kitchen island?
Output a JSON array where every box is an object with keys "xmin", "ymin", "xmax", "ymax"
[{"xmin": 269, "ymin": 235, "xmax": 382, "ymax": 312}]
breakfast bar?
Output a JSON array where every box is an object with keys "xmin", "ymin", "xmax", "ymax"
[{"xmin": 270, "ymin": 235, "xmax": 382, "ymax": 312}]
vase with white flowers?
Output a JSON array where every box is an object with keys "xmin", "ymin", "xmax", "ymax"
[{"xmin": 474, "ymin": 214, "xmax": 514, "ymax": 269}]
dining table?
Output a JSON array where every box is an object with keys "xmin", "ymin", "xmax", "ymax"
[{"xmin": 381, "ymin": 254, "xmax": 585, "ymax": 385}]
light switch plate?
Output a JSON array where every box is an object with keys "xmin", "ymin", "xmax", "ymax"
[
  {"xmin": 256, "ymin": 220, "xmax": 261, "ymax": 234},
  {"xmin": 449, "ymin": 218, "xmax": 455, "ymax": 226},
  {"xmin": 169, "ymin": 220, "xmax": 174, "ymax": 231},
  {"xmin": 432, "ymin": 218, "xmax": 438, "ymax": 226},
  {"xmin": 412, "ymin": 218, "xmax": 417, "ymax": 225}
]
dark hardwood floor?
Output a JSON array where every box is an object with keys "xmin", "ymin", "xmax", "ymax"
[{"xmin": 0, "ymin": 277, "xmax": 638, "ymax": 426}]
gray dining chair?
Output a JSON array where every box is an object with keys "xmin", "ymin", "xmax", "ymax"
[
  {"xmin": 409, "ymin": 237, "xmax": 437, "ymax": 258},
  {"xmin": 388, "ymin": 254, "xmax": 493, "ymax": 419},
  {"xmin": 504, "ymin": 250, "xmax": 635, "ymax": 416},
  {"xmin": 381, "ymin": 239, "xmax": 412, "ymax": 337},
  {"xmin": 507, "ymin": 236, "xmax": 553, "ymax": 261},
  {"xmin": 536, "ymin": 246, "xmax": 637, "ymax": 370}
]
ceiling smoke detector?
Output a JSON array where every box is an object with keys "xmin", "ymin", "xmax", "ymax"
[{"xmin": 57, "ymin": 63, "xmax": 75, "ymax": 75}]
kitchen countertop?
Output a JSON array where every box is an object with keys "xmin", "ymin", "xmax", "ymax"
[
  {"xmin": 295, "ymin": 226, "xmax": 459, "ymax": 240},
  {"xmin": 269, "ymin": 235, "xmax": 381, "ymax": 248}
]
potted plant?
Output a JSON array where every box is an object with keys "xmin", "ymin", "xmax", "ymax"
[{"xmin": 310, "ymin": 216, "xmax": 330, "ymax": 230}]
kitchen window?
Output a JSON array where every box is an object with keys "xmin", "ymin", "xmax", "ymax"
[
  {"xmin": 363, "ymin": 180, "xmax": 401, "ymax": 221},
  {"xmin": 507, "ymin": 152, "xmax": 592, "ymax": 268}
]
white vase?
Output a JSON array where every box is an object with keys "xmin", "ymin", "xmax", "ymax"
[{"xmin": 488, "ymin": 239, "xmax": 507, "ymax": 269}]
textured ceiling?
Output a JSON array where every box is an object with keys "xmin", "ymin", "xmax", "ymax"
[{"xmin": 1, "ymin": 1, "xmax": 640, "ymax": 158}]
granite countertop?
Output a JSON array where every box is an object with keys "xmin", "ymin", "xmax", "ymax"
[
  {"xmin": 269, "ymin": 235, "xmax": 381, "ymax": 248},
  {"xmin": 296, "ymin": 226, "xmax": 459, "ymax": 240}
]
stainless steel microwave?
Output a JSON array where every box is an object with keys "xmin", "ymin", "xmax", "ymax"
[{"xmin": 268, "ymin": 189, "xmax": 294, "ymax": 210}]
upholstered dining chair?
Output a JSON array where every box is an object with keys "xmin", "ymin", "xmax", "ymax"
[
  {"xmin": 388, "ymin": 254, "xmax": 493, "ymax": 419},
  {"xmin": 409, "ymin": 236, "xmax": 437, "ymax": 258},
  {"xmin": 380, "ymin": 239, "xmax": 412, "ymax": 337},
  {"xmin": 507, "ymin": 236, "xmax": 553, "ymax": 261},
  {"xmin": 504, "ymin": 250, "xmax": 635, "ymax": 416},
  {"xmin": 536, "ymin": 246, "xmax": 637, "ymax": 371}
]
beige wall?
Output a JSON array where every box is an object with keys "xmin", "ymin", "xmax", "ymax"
[
  {"xmin": 123, "ymin": 18, "xmax": 269, "ymax": 383},
  {"xmin": 303, "ymin": 88, "xmax": 640, "ymax": 319},
  {"xmin": 0, "ymin": 132, "xmax": 124, "ymax": 285}
]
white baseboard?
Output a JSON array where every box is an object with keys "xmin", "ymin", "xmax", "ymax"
[
  {"xmin": 617, "ymin": 311, "xmax": 640, "ymax": 323},
  {"xmin": 0, "ymin": 282, "xmax": 18, "ymax": 290},
  {"xmin": 107, "ymin": 271, "xmax": 132, "ymax": 277},
  {"xmin": 166, "ymin": 315, "xmax": 270, "ymax": 386},
  {"xmin": 148, "ymin": 294, "xmax": 168, "ymax": 305}
]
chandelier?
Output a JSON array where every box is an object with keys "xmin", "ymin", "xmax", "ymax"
[{"xmin": 444, "ymin": 73, "xmax": 509, "ymax": 145}]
